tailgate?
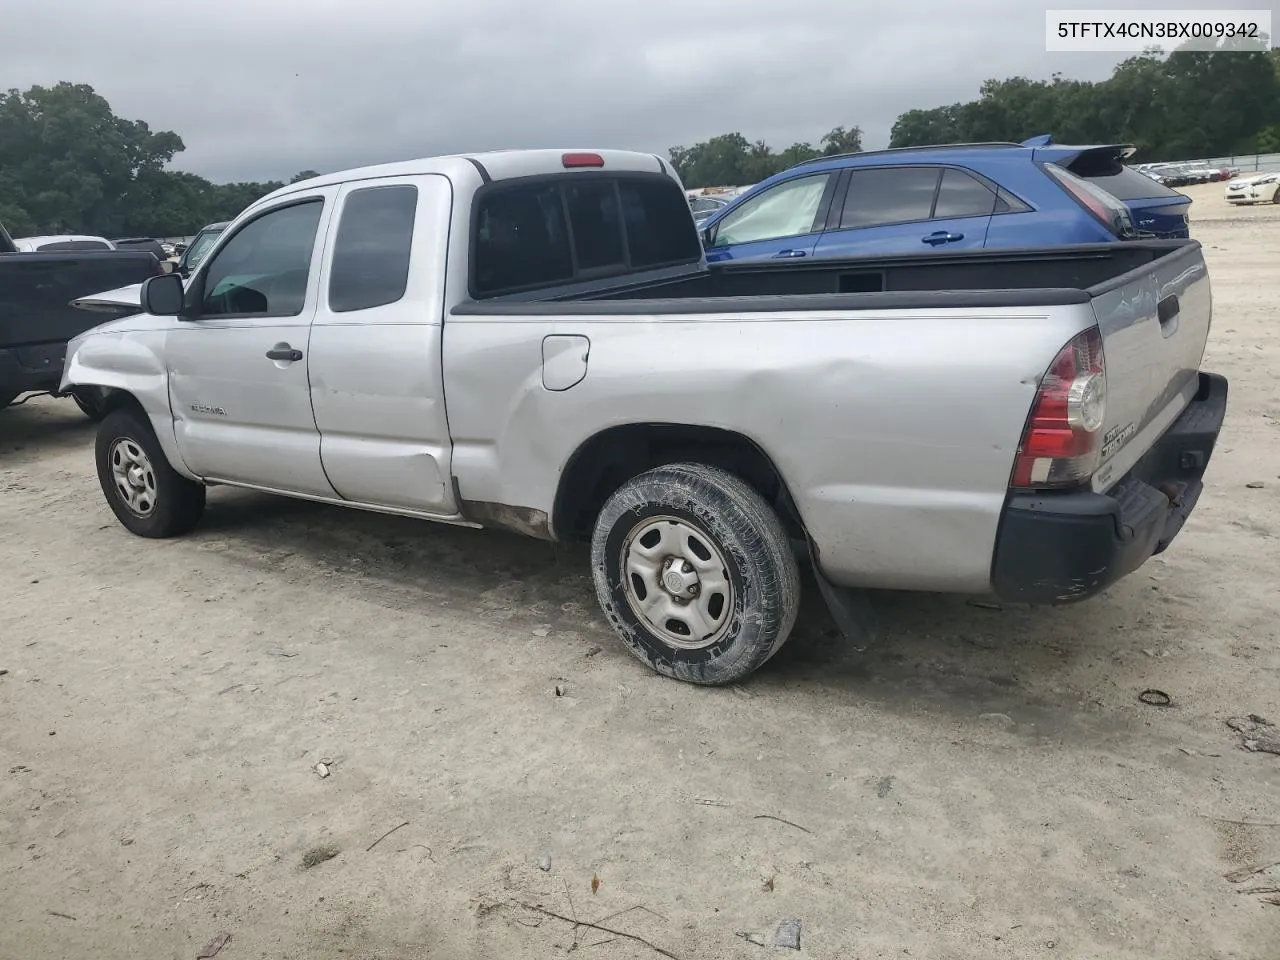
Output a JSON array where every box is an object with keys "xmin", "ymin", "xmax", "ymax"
[
  {"xmin": 0, "ymin": 253, "xmax": 159, "ymax": 347},
  {"xmin": 1088, "ymin": 242, "xmax": 1211, "ymax": 491}
]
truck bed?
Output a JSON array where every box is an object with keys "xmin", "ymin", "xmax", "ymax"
[{"xmin": 461, "ymin": 240, "xmax": 1194, "ymax": 312}]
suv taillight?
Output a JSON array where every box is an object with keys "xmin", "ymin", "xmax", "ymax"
[
  {"xmin": 1011, "ymin": 327, "xmax": 1107, "ymax": 489},
  {"xmin": 1043, "ymin": 163, "xmax": 1134, "ymax": 238}
]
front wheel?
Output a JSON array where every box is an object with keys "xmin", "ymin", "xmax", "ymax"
[
  {"xmin": 590, "ymin": 462, "xmax": 801, "ymax": 685},
  {"xmin": 95, "ymin": 409, "xmax": 206, "ymax": 538}
]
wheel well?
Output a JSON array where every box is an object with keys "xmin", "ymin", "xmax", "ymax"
[
  {"xmin": 552, "ymin": 424, "xmax": 804, "ymax": 542},
  {"xmin": 94, "ymin": 386, "xmax": 147, "ymax": 419}
]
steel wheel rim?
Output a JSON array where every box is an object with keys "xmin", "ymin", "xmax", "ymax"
[
  {"xmin": 620, "ymin": 515, "xmax": 735, "ymax": 649},
  {"xmin": 109, "ymin": 437, "xmax": 158, "ymax": 517}
]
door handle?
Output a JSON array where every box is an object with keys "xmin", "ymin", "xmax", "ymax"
[
  {"xmin": 265, "ymin": 345, "xmax": 303, "ymax": 362},
  {"xmin": 922, "ymin": 231, "xmax": 963, "ymax": 245},
  {"xmin": 771, "ymin": 249, "xmax": 807, "ymax": 259}
]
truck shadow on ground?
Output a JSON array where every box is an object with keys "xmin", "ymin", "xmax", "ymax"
[
  {"xmin": 0, "ymin": 397, "xmax": 95, "ymax": 461},
  {"xmin": 192, "ymin": 487, "xmax": 1152, "ymax": 730}
]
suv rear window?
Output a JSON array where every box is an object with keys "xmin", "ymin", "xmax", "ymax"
[
  {"xmin": 471, "ymin": 174, "xmax": 700, "ymax": 298},
  {"xmin": 37, "ymin": 240, "xmax": 112, "ymax": 251},
  {"xmin": 1066, "ymin": 160, "xmax": 1182, "ymax": 200}
]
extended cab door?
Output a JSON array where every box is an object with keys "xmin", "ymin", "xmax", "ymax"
[
  {"xmin": 166, "ymin": 189, "xmax": 337, "ymax": 496},
  {"xmin": 813, "ymin": 166, "xmax": 994, "ymax": 257},
  {"xmin": 306, "ymin": 174, "xmax": 458, "ymax": 514}
]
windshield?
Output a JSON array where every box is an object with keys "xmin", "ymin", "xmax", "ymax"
[{"xmin": 184, "ymin": 227, "xmax": 226, "ymax": 270}]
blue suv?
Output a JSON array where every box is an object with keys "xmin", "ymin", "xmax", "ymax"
[{"xmin": 698, "ymin": 136, "xmax": 1191, "ymax": 263}]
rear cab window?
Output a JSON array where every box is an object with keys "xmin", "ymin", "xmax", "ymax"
[
  {"xmin": 470, "ymin": 173, "xmax": 701, "ymax": 298},
  {"xmin": 37, "ymin": 240, "xmax": 112, "ymax": 251}
]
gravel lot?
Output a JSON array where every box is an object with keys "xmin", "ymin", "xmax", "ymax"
[{"xmin": 2, "ymin": 182, "xmax": 1278, "ymax": 960}]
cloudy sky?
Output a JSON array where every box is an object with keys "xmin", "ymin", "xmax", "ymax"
[{"xmin": 3, "ymin": 0, "xmax": 1243, "ymax": 183}]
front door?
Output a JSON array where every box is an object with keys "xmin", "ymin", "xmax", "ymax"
[
  {"xmin": 703, "ymin": 172, "xmax": 837, "ymax": 263},
  {"xmin": 166, "ymin": 190, "xmax": 338, "ymax": 497}
]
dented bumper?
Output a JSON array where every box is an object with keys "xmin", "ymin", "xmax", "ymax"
[{"xmin": 990, "ymin": 371, "xmax": 1228, "ymax": 605}]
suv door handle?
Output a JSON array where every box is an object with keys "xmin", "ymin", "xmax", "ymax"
[
  {"xmin": 771, "ymin": 249, "xmax": 807, "ymax": 258},
  {"xmin": 265, "ymin": 345, "xmax": 303, "ymax": 362},
  {"xmin": 922, "ymin": 231, "xmax": 963, "ymax": 245}
]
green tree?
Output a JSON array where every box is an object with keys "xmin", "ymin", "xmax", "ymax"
[
  {"xmin": 886, "ymin": 42, "xmax": 1280, "ymax": 160},
  {"xmin": 820, "ymin": 125, "xmax": 863, "ymax": 155},
  {"xmin": 0, "ymin": 82, "xmax": 299, "ymax": 238},
  {"xmin": 290, "ymin": 170, "xmax": 320, "ymax": 184}
]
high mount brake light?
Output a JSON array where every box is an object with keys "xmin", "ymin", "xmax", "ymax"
[
  {"xmin": 1011, "ymin": 326, "xmax": 1107, "ymax": 489},
  {"xmin": 562, "ymin": 152, "xmax": 605, "ymax": 168}
]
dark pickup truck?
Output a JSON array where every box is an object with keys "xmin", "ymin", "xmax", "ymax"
[{"xmin": 0, "ymin": 219, "xmax": 165, "ymax": 415}]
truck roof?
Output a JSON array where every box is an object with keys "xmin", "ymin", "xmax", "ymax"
[{"xmin": 256, "ymin": 149, "xmax": 673, "ymax": 209}]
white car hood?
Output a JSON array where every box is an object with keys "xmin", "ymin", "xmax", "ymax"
[
  {"xmin": 1227, "ymin": 172, "xmax": 1273, "ymax": 189},
  {"xmin": 70, "ymin": 281, "xmax": 143, "ymax": 315}
]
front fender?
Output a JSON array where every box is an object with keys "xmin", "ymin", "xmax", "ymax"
[{"xmin": 61, "ymin": 329, "xmax": 197, "ymax": 482}]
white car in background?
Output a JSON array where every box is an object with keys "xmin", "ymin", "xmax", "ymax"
[
  {"xmin": 11, "ymin": 234, "xmax": 117, "ymax": 252},
  {"xmin": 1224, "ymin": 172, "xmax": 1280, "ymax": 205}
]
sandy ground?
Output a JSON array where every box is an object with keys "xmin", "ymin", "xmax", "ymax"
[{"xmin": 2, "ymin": 181, "xmax": 1278, "ymax": 960}]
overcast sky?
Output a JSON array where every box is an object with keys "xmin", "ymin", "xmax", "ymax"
[{"xmin": 3, "ymin": 0, "xmax": 1244, "ymax": 183}]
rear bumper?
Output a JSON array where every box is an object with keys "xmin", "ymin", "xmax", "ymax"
[
  {"xmin": 990, "ymin": 371, "xmax": 1227, "ymax": 604},
  {"xmin": 0, "ymin": 342, "xmax": 67, "ymax": 395}
]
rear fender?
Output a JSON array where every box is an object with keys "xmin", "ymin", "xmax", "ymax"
[{"xmin": 61, "ymin": 329, "xmax": 196, "ymax": 481}]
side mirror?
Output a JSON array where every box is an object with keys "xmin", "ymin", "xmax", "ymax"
[
  {"xmin": 701, "ymin": 225, "xmax": 714, "ymax": 248},
  {"xmin": 140, "ymin": 273, "xmax": 186, "ymax": 317}
]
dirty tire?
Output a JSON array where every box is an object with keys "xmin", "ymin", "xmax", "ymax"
[
  {"xmin": 590, "ymin": 462, "xmax": 800, "ymax": 685},
  {"xmin": 95, "ymin": 409, "xmax": 206, "ymax": 538}
]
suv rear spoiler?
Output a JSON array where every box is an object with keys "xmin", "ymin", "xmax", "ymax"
[{"xmin": 1024, "ymin": 137, "xmax": 1138, "ymax": 177}]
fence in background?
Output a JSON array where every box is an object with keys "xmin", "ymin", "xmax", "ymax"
[{"xmin": 1157, "ymin": 153, "xmax": 1280, "ymax": 175}]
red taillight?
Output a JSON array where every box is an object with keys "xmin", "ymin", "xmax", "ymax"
[
  {"xmin": 562, "ymin": 152, "xmax": 605, "ymax": 168},
  {"xmin": 1043, "ymin": 164, "xmax": 1126, "ymax": 234},
  {"xmin": 1011, "ymin": 327, "xmax": 1107, "ymax": 489}
]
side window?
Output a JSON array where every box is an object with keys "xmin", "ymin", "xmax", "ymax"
[
  {"xmin": 328, "ymin": 185, "xmax": 418, "ymax": 312},
  {"xmin": 199, "ymin": 201, "xmax": 323, "ymax": 318},
  {"xmin": 933, "ymin": 168, "xmax": 999, "ymax": 219},
  {"xmin": 713, "ymin": 174, "xmax": 832, "ymax": 247},
  {"xmin": 839, "ymin": 167, "xmax": 939, "ymax": 229},
  {"xmin": 993, "ymin": 186, "xmax": 1029, "ymax": 214}
]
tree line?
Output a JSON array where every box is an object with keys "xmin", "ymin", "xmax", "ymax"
[
  {"xmin": 2, "ymin": 43, "xmax": 1278, "ymax": 236},
  {"xmin": 671, "ymin": 44, "xmax": 1280, "ymax": 187},
  {"xmin": 0, "ymin": 83, "xmax": 318, "ymax": 239}
]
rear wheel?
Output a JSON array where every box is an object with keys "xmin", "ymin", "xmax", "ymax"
[
  {"xmin": 95, "ymin": 409, "xmax": 206, "ymax": 537},
  {"xmin": 590, "ymin": 462, "xmax": 800, "ymax": 685}
]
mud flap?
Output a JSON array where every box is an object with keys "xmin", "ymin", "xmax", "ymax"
[{"xmin": 807, "ymin": 540, "xmax": 878, "ymax": 644}]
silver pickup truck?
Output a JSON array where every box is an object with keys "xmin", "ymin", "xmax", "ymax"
[{"xmin": 61, "ymin": 148, "xmax": 1228, "ymax": 685}]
